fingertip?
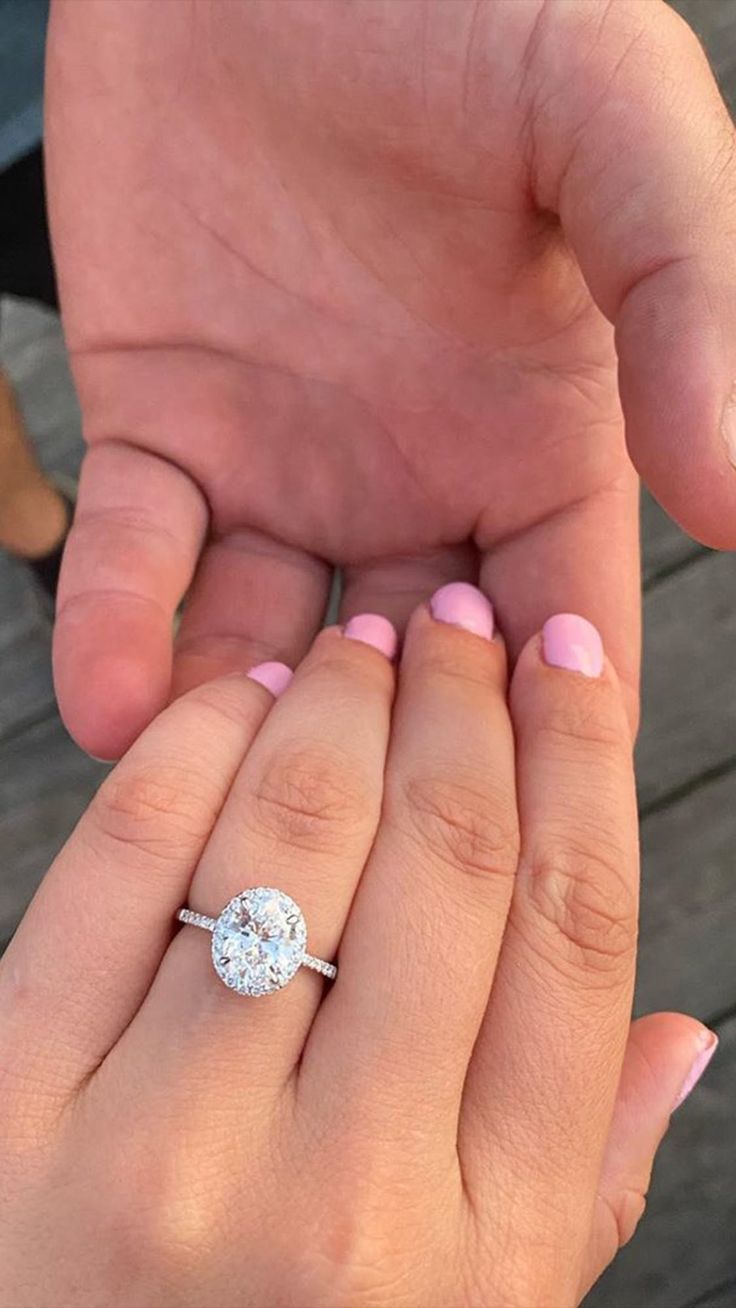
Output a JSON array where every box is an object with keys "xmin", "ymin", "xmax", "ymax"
[
  {"xmin": 617, "ymin": 264, "xmax": 736, "ymax": 550},
  {"xmin": 429, "ymin": 582, "xmax": 495, "ymax": 641},
  {"xmin": 246, "ymin": 661, "xmax": 294, "ymax": 698},
  {"xmin": 623, "ymin": 1013, "xmax": 718, "ymax": 1114},
  {"xmin": 343, "ymin": 613, "xmax": 398, "ymax": 660},
  {"xmin": 58, "ymin": 657, "xmax": 169, "ymax": 760},
  {"xmin": 673, "ymin": 1026, "xmax": 719, "ymax": 1112},
  {"xmin": 586, "ymin": 1010, "xmax": 716, "ymax": 1291},
  {"xmin": 510, "ymin": 615, "xmax": 631, "ymax": 755},
  {"xmin": 54, "ymin": 617, "xmax": 171, "ymax": 759},
  {"xmin": 514, "ymin": 613, "xmax": 609, "ymax": 688},
  {"xmin": 516, "ymin": 612, "xmax": 621, "ymax": 690},
  {"xmin": 400, "ymin": 585, "xmax": 508, "ymax": 693}
]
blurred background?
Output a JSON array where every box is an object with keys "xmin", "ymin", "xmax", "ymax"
[{"xmin": 0, "ymin": 2, "xmax": 734, "ymax": 1305}]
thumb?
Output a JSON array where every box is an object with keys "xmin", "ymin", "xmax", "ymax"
[
  {"xmin": 579, "ymin": 1012, "xmax": 718, "ymax": 1298},
  {"xmin": 533, "ymin": 1, "xmax": 736, "ymax": 547}
]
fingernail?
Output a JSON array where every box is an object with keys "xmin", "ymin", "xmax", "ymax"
[
  {"xmin": 343, "ymin": 613, "xmax": 398, "ymax": 659},
  {"xmin": 542, "ymin": 613, "xmax": 603, "ymax": 678},
  {"xmin": 674, "ymin": 1030, "xmax": 718, "ymax": 1111},
  {"xmin": 429, "ymin": 582, "xmax": 494, "ymax": 640},
  {"xmin": 721, "ymin": 383, "xmax": 736, "ymax": 467},
  {"xmin": 247, "ymin": 661, "xmax": 293, "ymax": 697}
]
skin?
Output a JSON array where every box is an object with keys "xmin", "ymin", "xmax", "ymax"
[
  {"xmin": 45, "ymin": 0, "xmax": 736, "ymax": 760},
  {"xmin": 0, "ymin": 597, "xmax": 713, "ymax": 1307},
  {"xmin": 0, "ymin": 369, "xmax": 68, "ymax": 558}
]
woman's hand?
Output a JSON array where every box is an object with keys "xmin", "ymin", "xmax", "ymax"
[{"xmin": 0, "ymin": 586, "xmax": 715, "ymax": 1307}]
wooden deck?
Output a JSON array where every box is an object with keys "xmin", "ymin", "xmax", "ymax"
[{"xmin": 1, "ymin": 4, "xmax": 735, "ymax": 1303}]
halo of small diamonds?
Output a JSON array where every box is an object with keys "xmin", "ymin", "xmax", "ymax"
[{"xmin": 211, "ymin": 887, "xmax": 307, "ymax": 997}]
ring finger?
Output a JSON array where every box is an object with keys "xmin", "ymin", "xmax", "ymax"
[{"xmin": 129, "ymin": 615, "xmax": 397, "ymax": 1088}]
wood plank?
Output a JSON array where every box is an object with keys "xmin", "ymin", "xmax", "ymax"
[
  {"xmin": 636, "ymin": 766, "xmax": 736, "ymax": 1023},
  {"xmin": 0, "ymin": 296, "xmax": 58, "ymax": 356},
  {"xmin": 683, "ymin": 1280, "xmax": 736, "ymax": 1308},
  {"xmin": 641, "ymin": 489, "xmax": 706, "ymax": 585},
  {"xmin": 0, "ymin": 552, "xmax": 57, "ymax": 736},
  {"xmin": 636, "ymin": 549, "xmax": 736, "ymax": 810},
  {"xmin": 586, "ymin": 1008, "xmax": 736, "ymax": 1308},
  {"xmin": 0, "ymin": 299, "xmax": 85, "ymax": 737},
  {"xmin": 1, "ymin": 295, "xmax": 84, "ymax": 482},
  {"xmin": 0, "ymin": 715, "xmax": 107, "ymax": 943}
]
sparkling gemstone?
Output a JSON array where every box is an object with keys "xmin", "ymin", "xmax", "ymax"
[{"xmin": 211, "ymin": 887, "xmax": 307, "ymax": 997}]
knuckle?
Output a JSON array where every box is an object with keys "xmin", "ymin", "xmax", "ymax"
[
  {"xmin": 91, "ymin": 761, "xmax": 219, "ymax": 861},
  {"xmin": 409, "ymin": 640, "xmax": 496, "ymax": 696},
  {"xmin": 106, "ymin": 1133, "xmax": 226, "ymax": 1286},
  {"xmin": 525, "ymin": 838, "xmax": 637, "ymax": 977},
  {"xmin": 252, "ymin": 744, "xmax": 371, "ymax": 851},
  {"xmin": 183, "ymin": 678, "xmax": 261, "ymax": 729},
  {"xmin": 598, "ymin": 1184, "xmax": 648, "ymax": 1252},
  {"xmin": 400, "ymin": 770, "xmax": 519, "ymax": 883},
  {"xmin": 532, "ymin": 694, "xmax": 629, "ymax": 766},
  {"xmin": 308, "ymin": 642, "xmax": 392, "ymax": 690},
  {"xmin": 308, "ymin": 1124, "xmax": 436, "ymax": 1306}
]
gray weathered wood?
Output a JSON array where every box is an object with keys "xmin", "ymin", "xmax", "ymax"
[
  {"xmin": 636, "ymin": 550, "xmax": 736, "ymax": 810},
  {"xmin": 0, "ymin": 551, "xmax": 57, "ymax": 736},
  {"xmin": 0, "ymin": 715, "xmax": 107, "ymax": 943},
  {"xmin": 684, "ymin": 1281, "xmax": 736, "ymax": 1308},
  {"xmin": 636, "ymin": 765, "xmax": 736, "ymax": 1022},
  {"xmin": 0, "ymin": 296, "xmax": 85, "ymax": 736},
  {"xmin": 1, "ymin": 295, "xmax": 83, "ymax": 481},
  {"xmin": 641, "ymin": 489, "xmax": 708, "ymax": 585}
]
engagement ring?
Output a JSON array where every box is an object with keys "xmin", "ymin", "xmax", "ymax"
[{"xmin": 177, "ymin": 887, "xmax": 337, "ymax": 997}]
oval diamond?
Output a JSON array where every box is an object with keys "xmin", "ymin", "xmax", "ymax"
[{"xmin": 211, "ymin": 887, "xmax": 307, "ymax": 997}]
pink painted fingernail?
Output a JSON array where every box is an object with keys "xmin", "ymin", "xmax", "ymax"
[
  {"xmin": 343, "ymin": 613, "xmax": 398, "ymax": 660},
  {"xmin": 429, "ymin": 583, "xmax": 494, "ymax": 640},
  {"xmin": 674, "ymin": 1030, "xmax": 718, "ymax": 1111},
  {"xmin": 247, "ymin": 661, "xmax": 293, "ymax": 698},
  {"xmin": 542, "ymin": 614, "xmax": 603, "ymax": 678}
]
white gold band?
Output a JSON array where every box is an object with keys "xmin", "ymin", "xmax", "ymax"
[{"xmin": 177, "ymin": 908, "xmax": 217, "ymax": 932}]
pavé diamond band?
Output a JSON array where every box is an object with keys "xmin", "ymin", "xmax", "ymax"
[{"xmin": 177, "ymin": 886, "xmax": 337, "ymax": 997}]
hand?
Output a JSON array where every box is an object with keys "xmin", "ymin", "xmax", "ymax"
[
  {"xmin": 0, "ymin": 590, "xmax": 716, "ymax": 1306},
  {"xmin": 46, "ymin": 0, "xmax": 736, "ymax": 759}
]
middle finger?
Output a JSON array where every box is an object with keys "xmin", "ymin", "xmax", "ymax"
[{"xmin": 306, "ymin": 584, "xmax": 519, "ymax": 1135}]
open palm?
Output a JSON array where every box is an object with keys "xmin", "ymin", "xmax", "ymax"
[{"xmin": 47, "ymin": 0, "xmax": 736, "ymax": 757}]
